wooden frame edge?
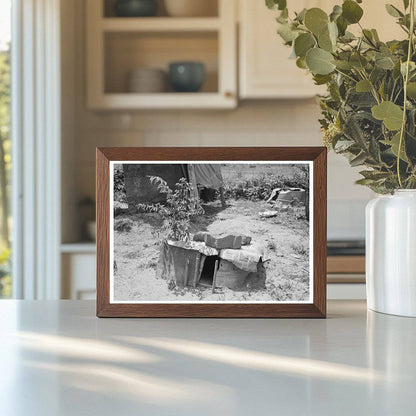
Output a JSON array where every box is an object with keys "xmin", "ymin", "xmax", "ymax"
[
  {"xmin": 96, "ymin": 148, "xmax": 110, "ymax": 317},
  {"xmin": 96, "ymin": 147, "xmax": 327, "ymax": 318}
]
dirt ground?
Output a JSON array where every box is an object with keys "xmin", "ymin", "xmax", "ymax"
[{"xmin": 113, "ymin": 199, "xmax": 310, "ymax": 302}]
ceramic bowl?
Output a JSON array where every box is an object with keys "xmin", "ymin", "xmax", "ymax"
[
  {"xmin": 114, "ymin": 0, "xmax": 158, "ymax": 17},
  {"xmin": 127, "ymin": 68, "xmax": 167, "ymax": 93},
  {"xmin": 168, "ymin": 62, "xmax": 205, "ymax": 93}
]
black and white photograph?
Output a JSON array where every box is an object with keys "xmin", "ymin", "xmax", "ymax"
[{"xmin": 110, "ymin": 161, "xmax": 313, "ymax": 303}]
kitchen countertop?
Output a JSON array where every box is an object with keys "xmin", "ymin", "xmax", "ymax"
[{"xmin": 0, "ymin": 300, "xmax": 415, "ymax": 415}]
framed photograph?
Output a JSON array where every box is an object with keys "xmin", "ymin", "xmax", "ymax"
[{"xmin": 97, "ymin": 147, "xmax": 327, "ymax": 318}]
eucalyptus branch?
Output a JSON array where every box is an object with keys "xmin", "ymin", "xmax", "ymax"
[
  {"xmin": 358, "ymin": 69, "xmax": 381, "ymax": 104},
  {"xmin": 267, "ymin": 0, "xmax": 416, "ymax": 193},
  {"xmin": 397, "ymin": 0, "xmax": 415, "ymax": 188},
  {"xmin": 334, "ymin": 68, "xmax": 357, "ymax": 83}
]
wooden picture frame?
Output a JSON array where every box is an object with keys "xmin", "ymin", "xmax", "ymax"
[{"xmin": 97, "ymin": 147, "xmax": 327, "ymax": 318}]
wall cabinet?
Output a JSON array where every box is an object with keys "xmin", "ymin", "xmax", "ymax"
[
  {"xmin": 239, "ymin": 0, "xmax": 323, "ymax": 99},
  {"xmin": 86, "ymin": 0, "xmax": 406, "ymax": 108},
  {"xmin": 238, "ymin": 0, "xmax": 404, "ymax": 99},
  {"xmin": 86, "ymin": 0, "xmax": 237, "ymax": 109}
]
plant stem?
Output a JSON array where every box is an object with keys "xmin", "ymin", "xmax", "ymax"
[
  {"xmin": 397, "ymin": 0, "xmax": 415, "ymax": 188},
  {"xmin": 334, "ymin": 68, "xmax": 357, "ymax": 83},
  {"xmin": 358, "ymin": 69, "xmax": 380, "ymax": 104}
]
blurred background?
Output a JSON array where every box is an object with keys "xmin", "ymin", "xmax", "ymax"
[{"xmin": 1, "ymin": 0, "xmax": 404, "ymax": 300}]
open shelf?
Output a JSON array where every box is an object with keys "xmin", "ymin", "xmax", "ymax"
[
  {"xmin": 61, "ymin": 242, "xmax": 96, "ymax": 254},
  {"xmin": 103, "ymin": 0, "xmax": 219, "ymax": 18},
  {"xmin": 101, "ymin": 17, "xmax": 221, "ymax": 32},
  {"xmin": 104, "ymin": 31, "xmax": 219, "ymax": 94},
  {"xmin": 90, "ymin": 92, "xmax": 235, "ymax": 109},
  {"xmin": 86, "ymin": 0, "xmax": 236, "ymax": 109}
]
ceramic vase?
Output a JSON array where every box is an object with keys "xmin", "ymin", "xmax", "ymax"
[{"xmin": 366, "ymin": 190, "xmax": 416, "ymax": 317}]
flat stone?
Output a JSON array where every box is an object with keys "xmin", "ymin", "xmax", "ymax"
[{"xmin": 193, "ymin": 232, "xmax": 245, "ymax": 250}]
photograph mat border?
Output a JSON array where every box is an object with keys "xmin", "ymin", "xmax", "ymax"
[{"xmin": 109, "ymin": 160, "xmax": 314, "ymax": 304}]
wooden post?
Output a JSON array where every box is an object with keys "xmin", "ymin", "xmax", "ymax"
[
  {"xmin": 187, "ymin": 164, "xmax": 199, "ymax": 200},
  {"xmin": 191, "ymin": 254, "xmax": 201, "ymax": 287},
  {"xmin": 184, "ymin": 259, "xmax": 190, "ymax": 287},
  {"xmin": 212, "ymin": 259, "xmax": 219, "ymax": 293}
]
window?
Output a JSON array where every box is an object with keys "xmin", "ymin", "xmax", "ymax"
[{"xmin": 0, "ymin": 0, "xmax": 11, "ymax": 298}]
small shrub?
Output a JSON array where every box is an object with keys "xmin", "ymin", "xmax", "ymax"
[
  {"xmin": 137, "ymin": 176, "xmax": 204, "ymax": 241},
  {"xmin": 223, "ymin": 169, "xmax": 308, "ymax": 201},
  {"xmin": 114, "ymin": 217, "xmax": 133, "ymax": 232}
]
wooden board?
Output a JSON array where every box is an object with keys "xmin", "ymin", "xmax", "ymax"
[{"xmin": 327, "ymin": 256, "xmax": 365, "ymax": 275}]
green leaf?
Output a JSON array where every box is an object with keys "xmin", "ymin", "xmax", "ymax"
[
  {"xmin": 296, "ymin": 57, "xmax": 307, "ymax": 69},
  {"xmin": 363, "ymin": 29, "xmax": 375, "ymax": 44},
  {"xmin": 407, "ymin": 82, "xmax": 416, "ymax": 99},
  {"xmin": 372, "ymin": 101, "xmax": 404, "ymax": 130},
  {"xmin": 313, "ymin": 74, "xmax": 332, "ymax": 85},
  {"xmin": 356, "ymin": 178, "xmax": 377, "ymax": 185},
  {"xmin": 342, "ymin": 0, "xmax": 363, "ymax": 24},
  {"xmin": 280, "ymin": 8, "xmax": 289, "ymax": 19},
  {"xmin": 333, "ymin": 59, "xmax": 353, "ymax": 70},
  {"xmin": 304, "ymin": 8, "xmax": 329, "ymax": 35},
  {"xmin": 403, "ymin": 0, "xmax": 410, "ymax": 9},
  {"xmin": 294, "ymin": 33, "xmax": 315, "ymax": 57},
  {"xmin": 375, "ymin": 56, "xmax": 395, "ymax": 70},
  {"xmin": 328, "ymin": 21, "xmax": 338, "ymax": 45},
  {"xmin": 401, "ymin": 61, "xmax": 416, "ymax": 76},
  {"xmin": 340, "ymin": 31, "xmax": 356, "ymax": 42},
  {"xmin": 334, "ymin": 139, "xmax": 355, "ymax": 152},
  {"xmin": 266, "ymin": 0, "xmax": 287, "ymax": 11},
  {"xmin": 336, "ymin": 15, "xmax": 348, "ymax": 36},
  {"xmin": 349, "ymin": 92, "xmax": 376, "ymax": 107},
  {"xmin": 350, "ymin": 53, "xmax": 368, "ymax": 69},
  {"xmin": 385, "ymin": 4, "xmax": 403, "ymax": 18},
  {"xmin": 344, "ymin": 113, "xmax": 370, "ymax": 147},
  {"xmin": 360, "ymin": 170, "xmax": 391, "ymax": 180},
  {"xmin": 317, "ymin": 22, "xmax": 338, "ymax": 53},
  {"xmin": 371, "ymin": 29, "xmax": 380, "ymax": 42},
  {"xmin": 318, "ymin": 31, "xmax": 333, "ymax": 52},
  {"xmin": 382, "ymin": 132, "xmax": 409, "ymax": 162},
  {"xmin": 330, "ymin": 5, "xmax": 343, "ymax": 22},
  {"xmin": 350, "ymin": 152, "xmax": 368, "ymax": 167},
  {"xmin": 295, "ymin": 8, "xmax": 307, "ymax": 22},
  {"xmin": 369, "ymin": 136, "xmax": 381, "ymax": 162},
  {"xmin": 277, "ymin": 23, "xmax": 299, "ymax": 42},
  {"xmin": 356, "ymin": 79, "xmax": 372, "ymax": 92},
  {"xmin": 306, "ymin": 48, "xmax": 335, "ymax": 75}
]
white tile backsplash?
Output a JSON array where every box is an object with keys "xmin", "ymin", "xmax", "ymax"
[{"xmin": 73, "ymin": 100, "xmax": 371, "ymax": 241}]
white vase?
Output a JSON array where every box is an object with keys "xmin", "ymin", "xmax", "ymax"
[{"xmin": 366, "ymin": 190, "xmax": 416, "ymax": 317}]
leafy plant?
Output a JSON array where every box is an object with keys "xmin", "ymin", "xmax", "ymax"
[
  {"xmin": 114, "ymin": 217, "xmax": 133, "ymax": 232},
  {"xmin": 113, "ymin": 164, "xmax": 127, "ymax": 203},
  {"xmin": 266, "ymin": 0, "xmax": 416, "ymax": 193},
  {"xmin": 223, "ymin": 169, "xmax": 308, "ymax": 201},
  {"xmin": 137, "ymin": 176, "xmax": 204, "ymax": 242}
]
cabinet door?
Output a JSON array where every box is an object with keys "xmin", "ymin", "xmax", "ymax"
[
  {"xmin": 62, "ymin": 253, "xmax": 96, "ymax": 300},
  {"xmin": 239, "ymin": 0, "xmax": 320, "ymax": 99},
  {"xmin": 239, "ymin": 0, "xmax": 403, "ymax": 99}
]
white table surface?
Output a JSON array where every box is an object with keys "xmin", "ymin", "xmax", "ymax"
[{"xmin": 0, "ymin": 300, "xmax": 415, "ymax": 416}]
